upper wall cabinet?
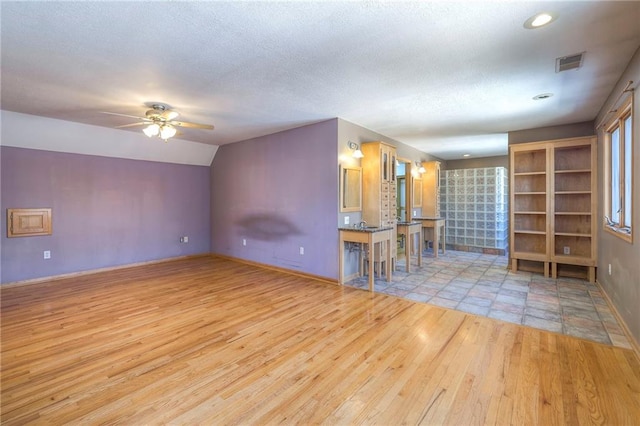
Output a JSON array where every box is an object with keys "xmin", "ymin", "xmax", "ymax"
[{"xmin": 7, "ymin": 208, "xmax": 52, "ymax": 238}]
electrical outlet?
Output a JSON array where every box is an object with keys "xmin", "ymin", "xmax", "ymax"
[
  {"xmin": 180, "ymin": 236, "xmax": 189, "ymax": 243},
  {"xmin": 413, "ymin": 210, "xmax": 417, "ymax": 217},
  {"xmin": 563, "ymin": 246, "xmax": 570, "ymax": 255},
  {"xmin": 344, "ymin": 216, "xmax": 350, "ymax": 225},
  {"xmin": 299, "ymin": 246, "xmax": 304, "ymax": 255},
  {"xmin": 242, "ymin": 238, "xmax": 247, "ymax": 246},
  {"xmin": 609, "ymin": 264, "xmax": 612, "ymax": 275},
  {"xmin": 43, "ymin": 250, "xmax": 51, "ymax": 259}
]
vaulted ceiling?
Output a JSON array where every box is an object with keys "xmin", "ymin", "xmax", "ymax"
[{"xmin": 2, "ymin": 1, "xmax": 639, "ymax": 159}]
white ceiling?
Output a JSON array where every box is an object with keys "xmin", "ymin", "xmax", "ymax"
[{"xmin": 1, "ymin": 1, "xmax": 639, "ymax": 160}]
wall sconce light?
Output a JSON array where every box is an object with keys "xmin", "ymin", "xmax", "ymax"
[
  {"xmin": 348, "ymin": 141, "xmax": 364, "ymax": 158},
  {"xmin": 416, "ymin": 161, "xmax": 426, "ymax": 174}
]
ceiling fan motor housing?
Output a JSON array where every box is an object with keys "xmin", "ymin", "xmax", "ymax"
[{"xmin": 146, "ymin": 103, "xmax": 168, "ymax": 119}]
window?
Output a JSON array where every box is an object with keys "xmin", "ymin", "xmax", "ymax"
[{"xmin": 604, "ymin": 95, "xmax": 633, "ymax": 242}]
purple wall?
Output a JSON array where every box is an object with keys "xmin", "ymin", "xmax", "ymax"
[
  {"xmin": 211, "ymin": 119, "xmax": 338, "ymax": 280},
  {"xmin": 1, "ymin": 146, "xmax": 211, "ymax": 283}
]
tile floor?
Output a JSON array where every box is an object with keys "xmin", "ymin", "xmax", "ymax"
[{"xmin": 346, "ymin": 250, "xmax": 632, "ymax": 349}]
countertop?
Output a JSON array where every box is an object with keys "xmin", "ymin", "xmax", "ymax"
[{"xmin": 338, "ymin": 226, "xmax": 395, "ymax": 233}]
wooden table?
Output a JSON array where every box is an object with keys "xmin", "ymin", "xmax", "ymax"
[
  {"xmin": 396, "ymin": 222, "xmax": 422, "ymax": 272},
  {"xmin": 339, "ymin": 227, "xmax": 393, "ymax": 292},
  {"xmin": 415, "ymin": 217, "xmax": 446, "ymax": 258}
]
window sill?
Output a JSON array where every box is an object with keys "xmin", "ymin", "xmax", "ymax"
[{"xmin": 604, "ymin": 223, "xmax": 632, "ymax": 243}]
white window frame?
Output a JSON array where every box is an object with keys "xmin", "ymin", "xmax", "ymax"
[{"xmin": 604, "ymin": 95, "xmax": 633, "ymax": 243}]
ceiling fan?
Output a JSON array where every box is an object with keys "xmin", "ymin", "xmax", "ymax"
[{"xmin": 102, "ymin": 103, "xmax": 214, "ymax": 141}]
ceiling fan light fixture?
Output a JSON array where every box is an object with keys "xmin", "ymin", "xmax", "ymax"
[
  {"xmin": 104, "ymin": 103, "xmax": 213, "ymax": 142},
  {"xmin": 143, "ymin": 123, "xmax": 160, "ymax": 137},
  {"xmin": 159, "ymin": 124, "xmax": 177, "ymax": 140}
]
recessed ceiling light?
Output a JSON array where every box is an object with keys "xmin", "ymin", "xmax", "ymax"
[
  {"xmin": 463, "ymin": 154, "xmax": 470, "ymax": 157},
  {"xmin": 533, "ymin": 93, "xmax": 554, "ymax": 100},
  {"xmin": 524, "ymin": 12, "xmax": 557, "ymax": 29}
]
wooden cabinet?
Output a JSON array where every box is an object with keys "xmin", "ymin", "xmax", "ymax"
[
  {"xmin": 421, "ymin": 161, "xmax": 441, "ymax": 217},
  {"xmin": 362, "ymin": 141, "xmax": 398, "ymax": 267},
  {"xmin": 509, "ymin": 136, "xmax": 597, "ymax": 281},
  {"xmin": 7, "ymin": 208, "xmax": 52, "ymax": 237},
  {"xmin": 362, "ymin": 141, "xmax": 397, "ymax": 227}
]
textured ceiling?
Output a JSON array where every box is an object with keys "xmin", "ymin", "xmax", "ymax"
[{"xmin": 1, "ymin": 1, "xmax": 639, "ymax": 160}]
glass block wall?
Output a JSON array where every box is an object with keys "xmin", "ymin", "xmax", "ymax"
[{"xmin": 440, "ymin": 167, "xmax": 509, "ymax": 255}]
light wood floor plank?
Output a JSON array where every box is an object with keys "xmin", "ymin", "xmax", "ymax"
[{"xmin": 2, "ymin": 256, "xmax": 639, "ymax": 424}]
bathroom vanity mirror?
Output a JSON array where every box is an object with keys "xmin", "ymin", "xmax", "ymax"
[
  {"xmin": 413, "ymin": 178, "xmax": 423, "ymax": 207},
  {"xmin": 340, "ymin": 166, "xmax": 362, "ymax": 212}
]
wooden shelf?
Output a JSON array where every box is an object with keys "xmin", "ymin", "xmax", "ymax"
[
  {"xmin": 512, "ymin": 250, "xmax": 548, "ymax": 261},
  {"xmin": 513, "ymin": 148, "xmax": 546, "ymax": 174},
  {"xmin": 515, "ymin": 230, "xmax": 546, "ymax": 235},
  {"xmin": 554, "ymin": 232, "xmax": 593, "ymax": 258},
  {"xmin": 555, "ymin": 191, "xmax": 591, "ymax": 195},
  {"xmin": 514, "ymin": 213, "xmax": 546, "ymax": 234},
  {"xmin": 514, "ymin": 193, "xmax": 546, "ymax": 212},
  {"xmin": 514, "ymin": 173, "xmax": 546, "ymax": 193},
  {"xmin": 555, "ymin": 169, "xmax": 591, "ymax": 174},
  {"xmin": 555, "ymin": 193, "xmax": 591, "ymax": 213},
  {"xmin": 555, "ymin": 144, "xmax": 591, "ymax": 171},
  {"xmin": 555, "ymin": 232, "xmax": 591, "ymax": 237},
  {"xmin": 514, "ymin": 171, "xmax": 546, "ymax": 176},
  {"xmin": 553, "ymin": 253, "xmax": 591, "ymax": 260},
  {"xmin": 513, "ymin": 233, "xmax": 546, "ymax": 255},
  {"xmin": 514, "ymin": 211, "xmax": 546, "ymax": 215}
]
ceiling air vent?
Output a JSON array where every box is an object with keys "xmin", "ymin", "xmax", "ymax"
[{"xmin": 556, "ymin": 52, "xmax": 584, "ymax": 73}]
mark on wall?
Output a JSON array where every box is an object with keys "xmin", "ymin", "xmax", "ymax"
[{"xmin": 236, "ymin": 214, "xmax": 302, "ymax": 241}]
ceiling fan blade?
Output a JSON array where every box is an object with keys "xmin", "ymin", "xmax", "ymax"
[
  {"xmin": 101, "ymin": 111, "xmax": 147, "ymax": 120},
  {"xmin": 116, "ymin": 122, "xmax": 149, "ymax": 128},
  {"xmin": 172, "ymin": 121, "xmax": 215, "ymax": 130}
]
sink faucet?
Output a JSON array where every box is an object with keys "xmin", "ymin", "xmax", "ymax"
[{"xmin": 357, "ymin": 220, "xmax": 367, "ymax": 229}]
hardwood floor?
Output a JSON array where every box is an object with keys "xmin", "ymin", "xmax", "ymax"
[{"xmin": 2, "ymin": 256, "xmax": 639, "ymax": 424}]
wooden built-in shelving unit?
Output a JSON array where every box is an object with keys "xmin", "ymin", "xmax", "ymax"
[{"xmin": 509, "ymin": 137, "xmax": 597, "ymax": 282}]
